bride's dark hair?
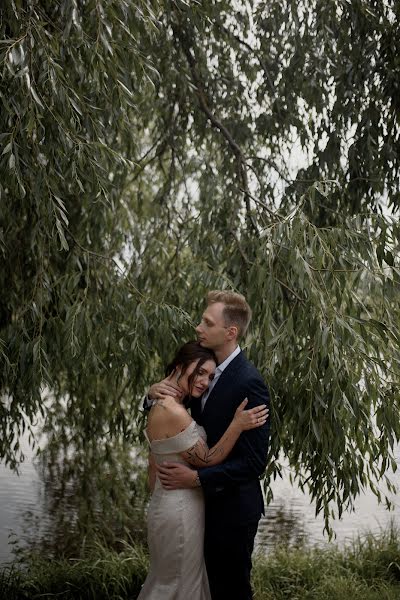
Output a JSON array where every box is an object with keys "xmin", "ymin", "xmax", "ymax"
[{"xmin": 165, "ymin": 341, "xmax": 216, "ymax": 396}]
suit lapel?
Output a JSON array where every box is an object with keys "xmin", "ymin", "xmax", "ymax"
[{"xmin": 201, "ymin": 351, "xmax": 246, "ymax": 421}]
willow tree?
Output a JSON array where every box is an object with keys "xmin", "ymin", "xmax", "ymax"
[{"xmin": 1, "ymin": 0, "xmax": 399, "ymax": 532}]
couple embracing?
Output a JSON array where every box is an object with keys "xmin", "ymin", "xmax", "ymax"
[{"xmin": 138, "ymin": 290, "xmax": 271, "ymax": 600}]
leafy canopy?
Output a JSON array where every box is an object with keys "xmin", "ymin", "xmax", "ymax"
[{"xmin": 1, "ymin": 0, "xmax": 399, "ymax": 533}]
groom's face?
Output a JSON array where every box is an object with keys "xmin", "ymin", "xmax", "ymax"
[{"xmin": 196, "ymin": 302, "xmax": 231, "ymax": 351}]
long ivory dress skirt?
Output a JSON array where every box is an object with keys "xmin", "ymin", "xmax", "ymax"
[{"xmin": 137, "ymin": 421, "xmax": 211, "ymax": 600}]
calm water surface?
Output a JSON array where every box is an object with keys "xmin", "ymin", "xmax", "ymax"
[
  {"xmin": 1, "ymin": 433, "xmax": 399, "ymax": 564},
  {"xmin": 255, "ymin": 447, "xmax": 400, "ymax": 550}
]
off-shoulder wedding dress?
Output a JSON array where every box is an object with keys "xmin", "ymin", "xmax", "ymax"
[{"xmin": 137, "ymin": 420, "xmax": 211, "ymax": 600}]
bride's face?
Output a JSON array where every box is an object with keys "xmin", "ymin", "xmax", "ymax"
[{"xmin": 178, "ymin": 359, "xmax": 216, "ymax": 398}]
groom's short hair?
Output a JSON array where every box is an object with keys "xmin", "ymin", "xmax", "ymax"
[{"xmin": 207, "ymin": 290, "xmax": 252, "ymax": 339}]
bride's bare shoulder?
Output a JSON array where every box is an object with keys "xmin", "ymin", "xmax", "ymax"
[
  {"xmin": 151, "ymin": 396, "xmax": 184, "ymax": 411},
  {"xmin": 148, "ymin": 397, "xmax": 192, "ymax": 437},
  {"xmin": 150, "ymin": 397, "xmax": 190, "ymax": 421}
]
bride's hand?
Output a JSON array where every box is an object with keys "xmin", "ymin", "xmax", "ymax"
[{"xmin": 233, "ymin": 398, "xmax": 268, "ymax": 431}]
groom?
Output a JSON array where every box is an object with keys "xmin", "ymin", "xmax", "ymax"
[{"xmin": 148, "ymin": 290, "xmax": 270, "ymax": 600}]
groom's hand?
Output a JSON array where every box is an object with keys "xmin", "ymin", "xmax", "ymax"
[
  {"xmin": 148, "ymin": 375, "xmax": 184, "ymax": 401},
  {"xmin": 156, "ymin": 462, "xmax": 198, "ymax": 489}
]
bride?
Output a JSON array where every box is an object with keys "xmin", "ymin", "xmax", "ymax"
[{"xmin": 138, "ymin": 341, "xmax": 268, "ymax": 600}]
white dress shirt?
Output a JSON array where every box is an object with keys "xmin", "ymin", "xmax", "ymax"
[{"xmin": 201, "ymin": 345, "xmax": 241, "ymax": 411}]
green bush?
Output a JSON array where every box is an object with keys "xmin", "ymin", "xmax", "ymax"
[
  {"xmin": 0, "ymin": 542, "xmax": 148, "ymax": 600},
  {"xmin": 1, "ymin": 529, "xmax": 399, "ymax": 600}
]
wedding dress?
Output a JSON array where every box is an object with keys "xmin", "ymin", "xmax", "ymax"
[{"xmin": 137, "ymin": 420, "xmax": 211, "ymax": 600}]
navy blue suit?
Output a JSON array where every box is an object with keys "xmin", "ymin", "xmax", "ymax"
[{"xmin": 190, "ymin": 350, "xmax": 270, "ymax": 600}]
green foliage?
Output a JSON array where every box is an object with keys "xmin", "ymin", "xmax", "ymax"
[
  {"xmin": 252, "ymin": 526, "xmax": 400, "ymax": 599},
  {"xmin": 9, "ymin": 431, "xmax": 150, "ymax": 559},
  {"xmin": 1, "ymin": 528, "xmax": 400, "ymax": 599},
  {"xmin": 0, "ymin": 541, "xmax": 149, "ymax": 600},
  {"xmin": 252, "ymin": 203, "xmax": 400, "ymax": 529},
  {"xmin": 1, "ymin": 0, "xmax": 400, "ymax": 533}
]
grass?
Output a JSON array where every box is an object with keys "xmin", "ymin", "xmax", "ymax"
[
  {"xmin": 252, "ymin": 526, "xmax": 400, "ymax": 599},
  {"xmin": 1, "ymin": 528, "xmax": 399, "ymax": 599},
  {"xmin": 0, "ymin": 542, "xmax": 149, "ymax": 600}
]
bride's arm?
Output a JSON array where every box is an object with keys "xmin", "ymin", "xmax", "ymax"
[{"xmin": 179, "ymin": 399, "xmax": 268, "ymax": 468}]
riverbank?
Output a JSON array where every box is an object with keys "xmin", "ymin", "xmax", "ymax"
[{"xmin": 1, "ymin": 529, "xmax": 400, "ymax": 599}]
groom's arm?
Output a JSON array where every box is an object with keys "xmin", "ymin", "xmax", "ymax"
[
  {"xmin": 142, "ymin": 376, "xmax": 184, "ymax": 411},
  {"xmin": 198, "ymin": 378, "xmax": 270, "ymax": 493},
  {"xmin": 197, "ymin": 430, "xmax": 269, "ymax": 492}
]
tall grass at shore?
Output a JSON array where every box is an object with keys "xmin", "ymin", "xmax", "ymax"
[
  {"xmin": 0, "ymin": 541, "xmax": 149, "ymax": 600},
  {"xmin": 1, "ymin": 528, "xmax": 399, "ymax": 599},
  {"xmin": 252, "ymin": 526, "xmax": 400, "ymax": 599}
]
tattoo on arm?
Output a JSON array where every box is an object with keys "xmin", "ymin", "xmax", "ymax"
[
  {"xmin": 152, "ymin": 400, "xmax": 167, "ymax": 409},
  {"xmin": 180, "ymin": 420, "xmax": 243, "ymax": 467},
  {"xmin": 181, "ymin": 438, "xmax": 226, "ymax": 467}
]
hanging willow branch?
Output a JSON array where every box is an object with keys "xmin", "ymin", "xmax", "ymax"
[{"xmin": 173, "ymin": 22, "xmax": 259, "ymax": 233}]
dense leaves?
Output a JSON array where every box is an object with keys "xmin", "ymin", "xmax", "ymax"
[{"xmin": 1, "ymin": 0, "xmax": 400, "ymax": 532}]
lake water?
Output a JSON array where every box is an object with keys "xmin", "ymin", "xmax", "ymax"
[{"xmin": 1, "ymin": 433, "xmax": 399, "ymax": 565}]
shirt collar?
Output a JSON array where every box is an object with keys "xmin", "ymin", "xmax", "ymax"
[{"xmin": 216, "ymin": 345, "xmax": 241, "ymax": 374}]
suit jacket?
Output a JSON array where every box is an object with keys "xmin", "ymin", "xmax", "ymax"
[{"xmin": 191, "ymin": 351, "xmax": 270, "ymax": 528}]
